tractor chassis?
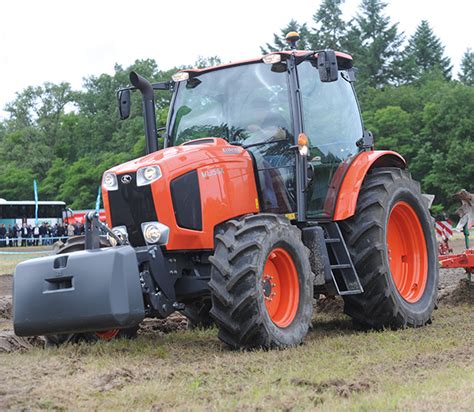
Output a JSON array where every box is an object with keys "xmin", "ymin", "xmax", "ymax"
[{"xmin": 13, "ymin": 213, "xmax": 364, "ymax": 337}]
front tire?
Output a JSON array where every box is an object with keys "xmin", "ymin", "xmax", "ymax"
[
  {"xmin": 209, "ymin": 214, "xmax": 314, "ymax": 349},
  {"xmin": 339, "ymin": 168, "xmax": 438, "ymax": 329}
]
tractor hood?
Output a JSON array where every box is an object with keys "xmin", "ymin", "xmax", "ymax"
[
  {"xmin": 106, "ymin": 138, "xmax": 246, "ymax": 177},
  {"xmin": 102, "ymin": 137, "xmax": 259, "ymax": 251}
]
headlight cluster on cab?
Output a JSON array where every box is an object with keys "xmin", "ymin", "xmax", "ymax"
[
  {"xmin": 137, "ymin": 165, "xmax": 162, "ymax": 187},
  {"xmin": 102, "ymin": 172, "xmax": 118, "ymax": 191}
]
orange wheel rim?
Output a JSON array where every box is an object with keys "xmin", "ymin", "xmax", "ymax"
[
  {"xmin": 387, "ymin": 201, "xmax": 428, "ymax": 303},
  {"xmin": 95, "ymin": 329, "xmax": 119, "ymax": 340},
  {"xmin": 262, "ymin": 248, "xmax": 299, "ymax": 328}
]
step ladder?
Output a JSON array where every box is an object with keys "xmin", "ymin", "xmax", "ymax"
[{"xmin": 319, "ymin": 222, "xmax": 363, "ymax": 295}]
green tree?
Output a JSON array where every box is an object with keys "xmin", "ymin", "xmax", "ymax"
[
  {"xmin": 194, "ymin": 56, "xmax": 222, "ymax": 69},
  {"xmin": 458, "ymin": 48, "xmax": 474, "ymax": 86},
  {"xmin": 401, "ymin": 20, "xmax": 452, "ymax": 82},
  {"xmin": 0, "ymin": 164, "xmax": 35, "ymax": 200},
  {"xmin": 310, "ymin": 0, "xmax": 347, "ymax": 50},
  {"xmin": 1, "ymin": 83, "xmax": 74, "ymax": 176},
  {"xmin": 344, "ymin": 0, "xmax": 403, "ymax": 88},
  {"xmin": 260, "ymin": 19, "xmax": 311, "ymax": 53}
]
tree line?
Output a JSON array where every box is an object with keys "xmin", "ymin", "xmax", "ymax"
[{"xmin": 0, "ymin": 0, "xmax": 472, "ymax": 216}]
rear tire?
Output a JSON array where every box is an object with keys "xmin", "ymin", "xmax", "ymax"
[
  {"xmin": 209, "ymin": 214, "xmax": 314, "ymax": 349},
  {"xmin": 339, "ymin": 168, "xmax": 438, "ymax": 329},
  {"xmin": 44, "ymin": 239, "xmax": 139, "ymax": 346}
]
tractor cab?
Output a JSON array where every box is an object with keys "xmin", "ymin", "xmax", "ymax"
[
  {"xmin": 119, "ymin": 46, "xmax": 366, "ymax": 224},
  {"xmin": 167, "ymin": 50, "xmax": 363, "ymax": 220}
]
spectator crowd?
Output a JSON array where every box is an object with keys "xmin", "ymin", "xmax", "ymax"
[{"xmin": 0, "ymin": 222, "xmax": 85, "ymax": 247}]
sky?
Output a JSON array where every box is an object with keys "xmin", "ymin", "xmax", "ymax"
[{"xmin": 0, "ymin": 0, "xmax": 472, "ymax": 120}]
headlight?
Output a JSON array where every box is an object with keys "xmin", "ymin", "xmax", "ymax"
[
  {"xmin": 263, "ymin": 54, "xmax": 282, "ymax": 64},
  {"xmin": 172, "ymin": 72, "xmax": 190, "ymax": 82},
  {"xmin": 141, "ymin": 222, "xmax": 170, "ymax": 245},
  {"xmin": 137, "ymin": 165, "xmax": 162, "ymax": 187},
  {"xmin": 103, "ymin": 172, "xmax": 118, "ymax": 191},
  {"xmin": 112, "ymin": 226, "xmax": 128, "ymax": 242}
]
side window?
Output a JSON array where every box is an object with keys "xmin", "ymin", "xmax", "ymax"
[
  {"xmin": 298, "ymin": 61, "xmax": 363, "ymax": 217},
  {"xmin": 299, "ymin": 62, "xmax": 362, "ymax": 160}
]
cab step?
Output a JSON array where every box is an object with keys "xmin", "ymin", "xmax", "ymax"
[{"xmin": 320, "ymin": 222, "xmax": 363, "ymax": 296}]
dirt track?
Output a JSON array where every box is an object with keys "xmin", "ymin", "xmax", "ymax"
[{"xmin": 0, "ymin": 266, "xmax": 472, "ymax": 353}]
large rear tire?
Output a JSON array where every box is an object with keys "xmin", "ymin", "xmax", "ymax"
[
  {"xmin": 44, "ymin": 239, "xmax": 139, "ymax": 346},
  {"xmin": 339, "ymin": 168, "xmax": 438, "ymax": 329},
  {"xmin": 209, "ymin": 214, "xmax": 314, "ymax": 349}
]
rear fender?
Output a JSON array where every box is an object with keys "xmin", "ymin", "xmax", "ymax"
[{"xmin": 333, "ymin": 151, "xmax": 406, "ymax": 221}]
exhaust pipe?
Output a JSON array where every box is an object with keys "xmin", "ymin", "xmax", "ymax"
[{"xmin": 129, "ymin": 71, "xmax": 158, "ymax": 154}]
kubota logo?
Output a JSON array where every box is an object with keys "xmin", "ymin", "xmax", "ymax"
[{"xmin": 121, "ymin": 174, "xmax": 132, "ymax": 184}]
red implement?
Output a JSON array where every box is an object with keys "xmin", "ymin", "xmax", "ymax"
[{"xmin": 439, "ymin": 249, "xmax": 474, "ymax": 275}]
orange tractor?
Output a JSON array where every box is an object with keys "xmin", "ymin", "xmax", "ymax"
[{"xmin": 13, "ymin": 35, "xmax": 438, "ymax": 349}]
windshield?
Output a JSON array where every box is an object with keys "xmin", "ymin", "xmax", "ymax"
[{"xmin": 169, "ymin": 63, "xmax": 293, "ymax": 146}]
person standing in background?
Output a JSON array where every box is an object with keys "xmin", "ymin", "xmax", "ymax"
[
  {"xmin": 12, "ymin": 224, "xmax": 18, "ymax": 247},
  {"xmin": 6, "ymin": 225, "xmax": 13, "ymax": 246},
  {"xmin": 0, "ymin": 224, "xmax": 6, "ymax": 247},
  {"xmin": 67, "ymin": 223, "xmax": 75, "ymax": 239}
]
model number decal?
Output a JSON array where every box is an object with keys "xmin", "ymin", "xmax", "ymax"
[
  {"xmin": 201, "ymin": 168, "xmax": 224, "ymax": 178},
  {"xmin": 222, "ymin": 147, "xmax": 241, "ymax": 154}
]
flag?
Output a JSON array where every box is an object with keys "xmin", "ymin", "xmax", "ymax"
[
  {"xmin": 95, "ymin": 186, "xmax": 101, "ymax": 213},
  {"xmin": 33, "ymin": 179, "xmax": 38, "ymax": 225}
]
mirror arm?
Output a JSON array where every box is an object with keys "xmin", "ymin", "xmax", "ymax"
[{"xmin": 151, "ymin": 81, "xmax": 171, "ymax": 90}]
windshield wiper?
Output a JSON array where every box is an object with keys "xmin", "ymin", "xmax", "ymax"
[{"xmin": 231, "ymin": 139, "xmax": 286, "ymax": 149}]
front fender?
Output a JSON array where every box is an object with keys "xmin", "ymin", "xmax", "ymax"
[{"xmin": 333, "ymin": 150, "xmax": 406, "ymax": 221}]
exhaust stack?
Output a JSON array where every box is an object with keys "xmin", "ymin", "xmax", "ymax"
[{"xmin": 129, "ymin": 71, "xmax": 158, "ymax": 154}]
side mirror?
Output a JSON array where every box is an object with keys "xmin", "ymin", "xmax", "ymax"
[
  {"xmin": 117, "ymin": 89, "xmax": 131, "ymax": 120},
  {"xmin": 317, "ymin": 50, "xmax": 338, "ymax": 82}
]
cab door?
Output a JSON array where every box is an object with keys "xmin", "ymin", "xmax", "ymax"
[{"xmin": 297, "ymin": 61, "xmax": 364, "ymax": 219}]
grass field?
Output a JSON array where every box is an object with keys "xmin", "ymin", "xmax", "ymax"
[
  {"xmin": 0, "ymin": 246, "xmax": 52, "ymax": 275},
  {"xmin": 1, "ymin": 303, "xmax": 473, "ymax": 410},
  {"xmin": 0, "ymin": 244, "xmax": 473, "ymax": 410}
]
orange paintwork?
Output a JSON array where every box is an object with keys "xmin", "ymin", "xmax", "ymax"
[
  {"xmin": 103, "ymin": 138, "xmax": 259, "ymax": 251},
  {"xmin": 95, "ymin": 329, "xmax": 120, "ymax": 340},
  {"xmin": 333, "ymin": 150, "xmax": 406, "ymax": 221},
  {"xmin": 387, "ymin": 201, "xmax": 428, "ymax": 303},
  {"xmin": 263, "ymin": 248, "xmax": 299, "ymax": 328}
]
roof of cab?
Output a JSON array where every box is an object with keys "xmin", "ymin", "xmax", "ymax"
[{"xmin": 180, "ymin": 50, "xmax": 353, "ymax": 75}]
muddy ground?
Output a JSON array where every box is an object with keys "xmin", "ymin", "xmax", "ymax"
[
  {"xmin": 0, "ymin": 267, "xmax": 471, "ymax": 353},
  {"xmin": 0, "ymin": 257, "xmax": 472, "ymax": 410}
]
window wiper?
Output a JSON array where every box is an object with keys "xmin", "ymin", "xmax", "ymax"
[{"xmin": 231, "ymin": 139, "xmax": 286, "ymax": 149}]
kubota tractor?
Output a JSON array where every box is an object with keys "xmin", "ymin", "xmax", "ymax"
[{"xmin": 13, "ymin": 35, "xmax": 439, "ymax": 349}]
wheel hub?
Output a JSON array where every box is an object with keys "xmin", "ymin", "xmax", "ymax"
[{"xmin": 262, "ymin": 275, "xmax": 276, "ymax": 301}]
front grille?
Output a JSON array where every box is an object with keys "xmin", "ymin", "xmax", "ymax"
[
  {"xmin": 170, "ymin": 170, "xmax": 202, "ymax": 231},
  {"xmin": 108, "ymin": 172, "xmax": 157, "ymax": 246}
]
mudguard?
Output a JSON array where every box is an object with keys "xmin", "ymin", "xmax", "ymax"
[
  {"xmin": 333, "ymin": 150, "xmax": 406, "ymax": 221},
  {"xmin": 13, "ymin": 246, "xmax": 145, "ymax": 336}
]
